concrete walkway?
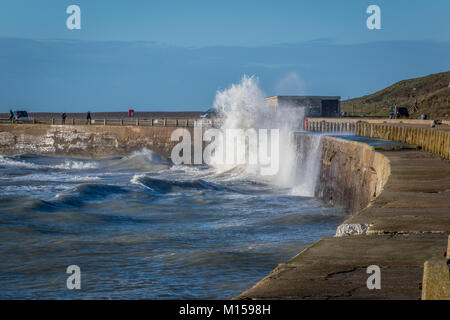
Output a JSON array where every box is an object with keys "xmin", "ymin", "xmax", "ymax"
[{"xmin": 237, "ymin": 149, "xmax": 450, "ymax": 299}]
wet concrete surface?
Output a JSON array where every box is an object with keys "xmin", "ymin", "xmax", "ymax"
[{"xmin": 238, "ymin": 149, "xmax": 450, "ymax": 300}]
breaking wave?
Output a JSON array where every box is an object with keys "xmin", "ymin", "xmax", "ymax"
[
  {"xmin": 0, "ymin": 155, "xmax": 41, "ymax": 169},
  {"xmin": 209, "ymin": 75, "xmax": 322, "ymax": 196},
  {"xmin": 103, "ymin": 148, "xmax": 169, "ymax": 172},
  {"xmin": 130, "ymin": 175, "xmax": 231, "ymax": 194},
  {"xmin": 30, "ymin": 184, "xmax": 129, "ymax": 211},
  {"xmin": 0, "ymin": 155, "xmax": 97, "ymax": 170},
  {"xmin": 52, "ymin": 160, "xmax": 98, "ymax": 170}
]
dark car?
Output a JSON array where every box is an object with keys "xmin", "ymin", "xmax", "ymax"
[
  {"xmin": 197, "ymin": 108, "xmax": 222, "ymax": 127},
  {"xmin": 199, "ymin": 108, "xmax": 219, "ymax": 119},
  {"xmin": 389, "ymin": 106, "xmax": 409, "ymax": 119},
  {"xmin": 14, "ymin": 111, "xmax": 29, "ymax": 120}
]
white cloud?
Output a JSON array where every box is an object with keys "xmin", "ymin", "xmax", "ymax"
[{"xmin": 274, "ymin": 72, "xmax": 307, "ymax": 95}]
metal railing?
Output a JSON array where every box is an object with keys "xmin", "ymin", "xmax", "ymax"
[
  {"xmin": 0, "ymin": 117, "xmax": 221, "ymax": 128},
  {"xmin": 304, "ymin": 119, "xmax": 450, "ymax": 160}
]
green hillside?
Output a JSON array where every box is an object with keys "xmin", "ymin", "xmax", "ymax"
[{"xmin": 342, "ymin": 71, "xmax": 450, "ymax": 119}]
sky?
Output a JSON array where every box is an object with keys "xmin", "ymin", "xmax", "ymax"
[{"xmin": 0, "ymin": 0, "xmax": 449, "ymax": 112}]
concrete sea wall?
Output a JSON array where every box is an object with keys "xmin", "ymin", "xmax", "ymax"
[
  {"xmin": 239, "ymin": 133, "xmax": 450, "ymax": 299},
  {"xmin": 293, "ymin": 133, "xmax": 391, "ymax": 214},
  {"xmin": 0, "ymin": 124, "xmax": 193, "ymax": 159},
  {"xmin": 316, "ymin": 135, "xmax": 390, "ymax": 214}
]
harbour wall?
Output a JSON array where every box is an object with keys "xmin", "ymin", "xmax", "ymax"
[
  {"xmin": 300, "ymin": 134, "xmax": 391, "ymax": 214},
  {"xmin": 0, "ymin": 124, "xmax": 195, "ymax": 159},
  {"xmin": 239, "ymin": 133, "xmax": 450, "ymax": 299}
]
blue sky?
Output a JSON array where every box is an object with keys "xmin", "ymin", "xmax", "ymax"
[{"xmin": 0, "ymin": 0, "xmax": 449, "ymax": 111}]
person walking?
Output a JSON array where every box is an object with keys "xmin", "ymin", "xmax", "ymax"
[
  {"xmin": 61, "ymin": 112, "xmax": 67, "ymax": 125},
  {"xmin": 86, "ymin": 111, "xmax": 91, "ymax": 125},
  {"xmin": 8, "ymin": 109, "xmax": 14, "ymax": 122}
]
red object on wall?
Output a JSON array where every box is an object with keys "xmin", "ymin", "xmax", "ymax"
[{"xmin": 128, "ymin": 109, "xmax": 135, "ymax": 117}]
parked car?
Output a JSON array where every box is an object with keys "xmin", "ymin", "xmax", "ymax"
[
  {"xmin": 200, "ymin": 108, "xmax": 220, "ymax": 119},
  {"xmin": 389, "ymin": 106, "xmax": 409, "ymax": 119},
  {"xmin": 14, "ymin": 110, "xmax": 28, "ymax": 119},
  {"xmin": 14, "ymin": 110, "xmax": 33, "ymax": 122},
  {"xmin": 197, "ymin": 108, "xmax": 222, "ymax": 127}
]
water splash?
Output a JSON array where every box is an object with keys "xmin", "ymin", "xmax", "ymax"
[
  {"xmin": 290, "ymin": 133, "xmax": 323, "ymax": 197},
  {"xmin": 210, "ymin": 75, "xmax": 321, "ymax": 196}
]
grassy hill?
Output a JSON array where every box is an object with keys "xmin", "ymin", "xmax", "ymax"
[{"xmin": 342, "ymin": 71, "xmax": 450, "ymax": 119}]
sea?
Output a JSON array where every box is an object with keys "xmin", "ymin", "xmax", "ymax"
[{"xmin": 0, "ymin": 148, "xmax": 345, "ymax": 299}]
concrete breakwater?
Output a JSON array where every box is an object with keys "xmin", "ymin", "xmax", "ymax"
[
  {"xmin": 0, "ymin": 124, "xmax": 193, "ymax": 159},
  {"xmin": 239, "ymin": 133, "xmax": 450, "ymax": 299},
  {"xmin": 312, "ymin": 135, "xmax": 390, "ymax": 215},
  {"xmin": 306, "ymin": 118, "xmax": 450, "ymax": 160},
  {"xmin": 293, "ymin": 133, "xmax": 390, "ymax": 214}
]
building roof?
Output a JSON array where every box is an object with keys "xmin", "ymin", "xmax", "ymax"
[{"xmin": 265, "ymin": 95, "xmax": 341, "ymax": 100}]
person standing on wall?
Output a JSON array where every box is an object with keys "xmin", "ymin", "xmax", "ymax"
[
  {"xmin": 61, "ymin": 112, "xmax": 67, "ymax": 125},
  {"xmin": 86, "ymin": 111, "xmax": 91, "ymax": 125}
]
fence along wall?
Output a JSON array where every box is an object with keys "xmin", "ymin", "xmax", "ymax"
[
  {"xmin": 0, "ymin": 117, "xmax": 212, "ymax": 127},
  {"xmin": 305, "ymin": 120, "xmax": 450, "ymax": 160},
  {"xmin": 357, "ymin": 123, "xmax": 450, "ymax": 160}
]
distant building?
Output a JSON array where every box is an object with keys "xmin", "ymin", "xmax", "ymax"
[{"xmin": 265, "ymin": 96, "xmax": 341, "ymax": 118}]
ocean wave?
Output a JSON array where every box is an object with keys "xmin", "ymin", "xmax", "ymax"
[
  {"xmin": 0, "ymin": 149, "xmax": 166, "ymax": 173},
  {"xmin": 28, "ymin": 183, "xmax": 130, "ymax": 211},
  {"xmin": 1, "ymin": 173, "xmax": 101, "ymax": 183},
  {"xmin": 169, "ymin": 164, "xmax": 213, "ymax": 176},
  {"xmin": 0, "ymin": 155, "xmax": 98, "ymax": 171},
  {"xmin": 64, "ymin": 183, "xmax": 128, "ymax": 200},
  {"xmin": 103, "ymin": 148, "xmax": 169, "ymax": 172},
  {"xmin": 0, "ymin": 155, "xmax": 40, "ymax": 169},
  {"xmin": 130, "ymin": 175, "xmax": 229, "ymax": 194},
  {"xmin": 51, "ymin": 160, "xmax": 98, "ymax": 170}
]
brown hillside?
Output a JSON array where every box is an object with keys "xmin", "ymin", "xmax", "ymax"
[{"xmin": 342, "ymin": 71, "xmax": 450, "ymax": 119}]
